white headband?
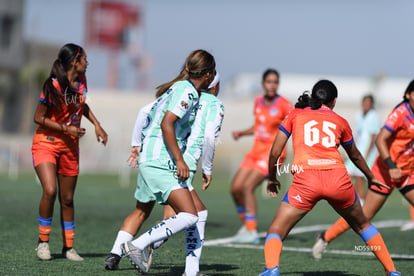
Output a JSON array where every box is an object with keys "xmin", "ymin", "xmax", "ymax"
[{"xmin": 208, "ymin": 71, "xmax": 220, "ymax": 89}]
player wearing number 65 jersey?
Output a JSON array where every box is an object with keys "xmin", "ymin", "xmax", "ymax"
[
  {"xmin": 312, "ymin": 80, "xmax": 414, "ymax": 274},
  {"xmin": 258, "ymin": 80, "xmax": 399, "ymax": 276}
]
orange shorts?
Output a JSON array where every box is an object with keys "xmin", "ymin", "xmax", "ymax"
[
  {"xmin": 32, "ymin": 142, "xmax": 79, "ymax": 176},
  {"xmin": 369, "ymin": 158, "xmax": 414, "ymax": 195},
  {"xmin": 240, "ymin": 151, "xmax": 269, "ymax": 176},
  {"xmin": 240, "ymin": 145, "xmax": 286, "ymax": 176},
  {"xmin": 282, "ymin": 168, "xmax": 357, "ymax": 210}
]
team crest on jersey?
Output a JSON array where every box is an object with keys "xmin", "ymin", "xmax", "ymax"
[
  {"xmin": 181, "ymin": 100, "xmax": 189, "ymax": 110},
  {"xmin": 271, "ymin": 108, "xmax": 278, "ymax": 116}
]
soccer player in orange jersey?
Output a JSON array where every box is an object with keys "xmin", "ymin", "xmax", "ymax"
[
  {"xmin": 312, "ymin": 80, "xmax": 414, "ymax": 270},
  {"xmin": 32, "ymin": 44, "xmax": 108, "ymax": 261},
  {"xmin": 259, "ymin": 80, "xmax": 400, "ymax": 276},
  {"xmin": 230, "ymin": 69, "xmax": 292, "ymax": 243}
]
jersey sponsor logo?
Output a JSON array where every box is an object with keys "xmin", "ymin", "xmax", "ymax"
[
  {"xmin": 270, "ymin": 108, "xmax": 278, "ymax": 116},
  {"xmin": 308, "ymin": 159, "xmax": 336, "ymax": 165}
]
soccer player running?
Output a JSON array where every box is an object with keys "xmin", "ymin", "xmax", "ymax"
[
  {"xmin": 154, "ymin": 72, "xmax": 224, "ymax": 276},
  {"xmin": 104, "ymin": 49, "xmax": 216, "ymax": 274},
  {"xmin": 312, "ymin": 80, "xmax": 414, "ymax": 269},
  {"xmin": 105, "ymin": 72, "xmax": 224, "ymax": 276},
  {"xmin": 230, "ymin": 69, "xmax": 292, "ymax": 243},
  {"xmin": 32, "ymin": 43, "xmax": 108, "ymax": 261},
  {"xmin": 259, "ymin": 80, "xmax": 400, "ymax": 276}
]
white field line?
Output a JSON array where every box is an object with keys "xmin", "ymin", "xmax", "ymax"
[{"xmin": 204, "ymin": 219, "xmax": 414, "ymax": 259}]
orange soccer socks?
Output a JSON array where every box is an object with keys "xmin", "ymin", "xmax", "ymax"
[
  {"xmin": 61, "ymin": 221, "xmax": 75, "ymax": 248},
  {"xmin": 244, "ymin": 213, "xmax": 257, "ymax": 232},
  {"xmin": 236, "ymin": 206, "xmax": 245, "ymax": 223},
  {"xmin": 359, "ymin": 224, "xmax": 396, "ymax": 273},
  {"xmin": 38, "ymin": 216, "xmax": 52, "ymax": 242},
  {"xmin": 263, "ymin": 233, "xmax": 283, "ymax": 269},
  {"xmin": 324, "ymin": 217, "xmax": 350, "ymax": 242}
]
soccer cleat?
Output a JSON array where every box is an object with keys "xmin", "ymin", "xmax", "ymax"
[
  {"xmin": 258, "ymin": 266, "xmax": 280, "ymax": 276},
  {"xmin": 62, "ymin": 247, "xmax": 84, "ymax": 261},
  {"xmin": 230, "ymin": 225, "xmax": 247, "ymax": 241},
  {"xmin": 388, "ymin": 271, "xmax": 401, "ymax": 276},
  {"xmin": 36, "ymin": 242, "xmax": 52, "ymax": 260},
  {"xmin": 400, "ymin": 221, "xmax": 414, "ymax": 231},
  {"xmin": 143, "ymin": 245, "xmax": 153, "ymax": 271},
  {"xmin": 235, "ymin": 225, "xmax": 248, "ymax": 236},
  {"xmin": 182, "ymin": 273, "xmax": 207, "ymax": 276},
  {"xmin": 121, "ymin": 241, "xmax": 151, "ymax": 272},
  {"xmin": 312, "ymin": 231, "xmax": 328, "ymax": 259},
  {"xmin": 104, "ymin": 253, "xmax": 121, "ymax": 270},
  {"xmin": 232, "ymin": 229, "xmax": 260, "ymax": 244}
]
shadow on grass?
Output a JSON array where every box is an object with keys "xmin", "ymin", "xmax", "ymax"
[
  {"xmin": 144, "ymin": 263, "xmax": 239, "ymax": 275},
  {"xmin": 284, "ymin": 272, "xmax": 359, "ymax": 276},
  {"xmin": 51, "ymin": 252, "xmax": 108, "ymax": 259}
]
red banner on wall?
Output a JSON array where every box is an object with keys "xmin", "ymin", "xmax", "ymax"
[{"xmin": 85, "ymin": 1, "xmax": 140, "ymax": 50}]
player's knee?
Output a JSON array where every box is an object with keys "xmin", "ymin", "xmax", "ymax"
[
  {"xmin": 42, "ymin": 187, "xmax": 57, "ymax": 200},
  {"xmin": 230, "ymin": 185, "xmax": 242, "ymax": 197},
  {"xmin": 243, "ymin": 184, "xmax": 255, "ymax": 193}
]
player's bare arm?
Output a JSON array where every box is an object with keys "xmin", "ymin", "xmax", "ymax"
[
  {"xmin": 376, "ymin": 128, "xmax": 402, "ymax": 180},
  {"xmin": 343, "ymin": 142, "xmax": 390, "ymax": 190},
  {"xmin": 267, "ymin": 131, "xmax": 289, "ymax": 197},
  {"xmin": 83, "ymin": 104, "xmax": 108, "ymax": 145},
  {"xmin": 232, "ymin": 125, "xmax": 254, "ymax": 140},
  {"xmin": 34, "ymin": 102, "xmax": 86, "ymax": 138},
  {"xmin": 161, "ymin": 110, "xmax": 189, "ymax": 181}
]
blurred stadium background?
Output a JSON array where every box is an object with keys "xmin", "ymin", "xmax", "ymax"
[
  {"xmin": 1, "ymin": 2, "xmax": 414, "ymax": 275},
  {"xmin": 0, "ymin": 0, "xmax": 411, "ymax": 182}
]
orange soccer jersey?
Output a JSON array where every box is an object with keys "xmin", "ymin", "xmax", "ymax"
[
  {"xmin": 251, "ymin": 95, "xmax": 292, "ymax": 156},
  {"xmin": 32, "ymin": 76, "xmax": 87, "ymax": 148},
  {"xmin": 279, "ymin": 106, "xmax": 354, "ymax": 170},
  {"xmin": 32, "ymin": 76, "xmax": 87, "ymax": 175},
  {"xmin": 381, "ymin": 102, "xmax": 414, "ymax": 175},
  {"xmin": 241, "ymin": 95, "xmax": 292, "ymax": 175}
]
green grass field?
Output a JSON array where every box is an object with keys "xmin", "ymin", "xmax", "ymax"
[{"xmin": 1, "ymin": 171, "xmax": 413, "ymax": 276}]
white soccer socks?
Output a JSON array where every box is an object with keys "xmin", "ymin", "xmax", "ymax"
[
  {"xmin": 111, "ymin": 230, "xmax": 133, "ymax": 256},
  {"xmin": 185, "ymin": 210, "xmax": 208, "ymax": 276},
  {"xmin": 131, "ymin": 212, "xmax": 198, "ymax": 250}
]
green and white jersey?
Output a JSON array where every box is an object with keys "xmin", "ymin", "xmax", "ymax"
[
  {"xmin": 183, "ymin": 91, "xmax": 225, "ymax": 174},
  {"xmin": 139, "ymin": 80, "xmax": 199, "ymax": 163}
]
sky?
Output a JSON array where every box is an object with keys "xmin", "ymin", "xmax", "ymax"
[{"xmin": 24, "ymin": 0, "xmax": 414, "ymax": 90}]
